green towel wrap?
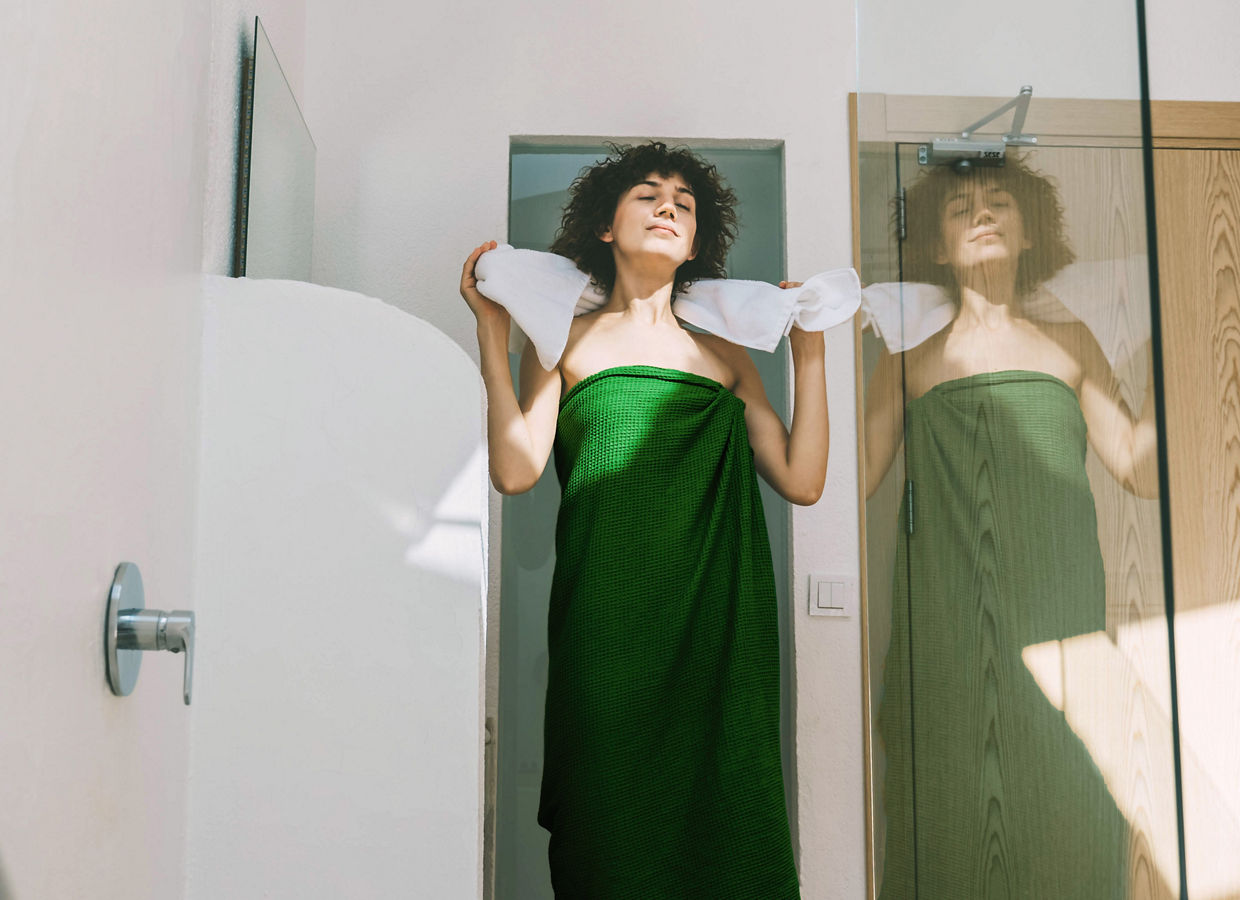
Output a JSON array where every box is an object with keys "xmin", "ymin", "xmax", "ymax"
[
  {"xmin": 879, "ymin": 371, "xmax": 1127, "ymax": 899},
  {"xmin": 538, "ymin": 366, "xmax": 800, "ymax": 900}
]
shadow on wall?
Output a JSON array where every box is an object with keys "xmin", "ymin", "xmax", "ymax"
[{"xmin": 0, "ymin": 852, "xmax": 13, "ymax": 900}]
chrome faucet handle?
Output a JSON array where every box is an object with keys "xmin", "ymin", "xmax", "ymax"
[
  {"xmin": 105, "ymin": 563, "xmax": 196, "ymax": 705},
  {"xmin": 161, "ymin": 611, "xmax": 195, "ymax": 705}
]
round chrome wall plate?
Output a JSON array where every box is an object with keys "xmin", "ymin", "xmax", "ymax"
[{"xmin": 105, "ymin": 562, "xmax": 143, "ymax": 696}]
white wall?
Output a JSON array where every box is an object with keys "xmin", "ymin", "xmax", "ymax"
[
  {"xmin": 856, "ymin": 0, "xmax": 1240, "ymax": 103},
  {"xmin": 302, "ymin": 0, "xmax": 866, "ymax": 895},
  {"xmin": 0, "ymin": 1, "xmax": 211, "ymax": 896},
  {"xmin": 1147, "ymin": 0, "xmax": 1240, "ymax": 101},
  {"xmin": 186, "ymin": 277, "xmax": 485, "ymax": 900},
  {"xmin": 856, "ymin": 0, "xmax": 1145, "ymax": 99}
]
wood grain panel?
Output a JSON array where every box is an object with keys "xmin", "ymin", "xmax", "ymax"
[
  {"xmin": 996, "ymin": 147, "xmax": 1174, "ymax": 898},
  {"xmin": 856, "ymin": 95, "xmax": 1240, "ymax": 149},
  {"xmin": 1151, "ymin": 103, "xmax": 1240, "ymax": 144},
  {"xmin": 1037, "ymin": 148, "xmax": 1175, "ymax": 898},
  {"xmin": 855, "ymin": 97, "xmax": 1240, "ymax": 899},
  {"xmin": 869, "ymin": 94, "xmax": 1144, "ymax": 144},
  {"xmin": 856, "ymin": 142, "xmax": 902, "ymax": 900},
  {"xmin": 1157, "ymin": 150, "xmax": 1240, "ymax": 612},
  {"xmin": 851, "ymin": 98, "xmax": 880, "ymax": 900},
  {"xmin": 858, "ymin": 143, "xmax": 1180, "ymax": 898},
  {"xmin": 1155, "ymin": 148, "xmax": 1240, "ymax": 900}
]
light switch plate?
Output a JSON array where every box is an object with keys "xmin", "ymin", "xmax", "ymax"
[{"xmin": 808, "ymin": 573, "xmax": 858, "ymax": 618}]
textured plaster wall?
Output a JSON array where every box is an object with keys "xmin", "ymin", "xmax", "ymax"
[{"xmin": 0, "ymin": 1, "xmax": 211, "ymax": 896}]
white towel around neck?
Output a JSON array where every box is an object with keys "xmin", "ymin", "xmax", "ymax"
[
  {"xmin": 858, "ymin": 255, "xmax": 1152, "ymax": 369},
  {"xmin": 473, "ymin": 244, "xmax": 862, "ymax": 370}
]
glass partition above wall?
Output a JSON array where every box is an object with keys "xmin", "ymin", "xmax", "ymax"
[
  {"xmin": 853, "ymin": 2, "xmax": 1183, "ymax": 898},
  {"xmin": 856, "ymin": 0, "xmax": 1143, "ymax": 101},
  {"xmin": 234, "ymin": 17, "xmax": 316, "ymax": 279}
]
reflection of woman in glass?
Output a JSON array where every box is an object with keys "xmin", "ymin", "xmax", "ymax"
[
  {"xmin": 866, "ymin": 157, "xmax": 1156, "ymax": 898},
  {"xmin": 459, "ymin": 143, "xmax": 819, "ymax": 898}
]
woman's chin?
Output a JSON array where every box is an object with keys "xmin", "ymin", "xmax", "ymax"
[
  {"xmin": 619, "ymin": 243, "xmax": 693, "ymax": 269},
  {"xmin": 954, "ymin": 253, "xmax": 1020, "ymax": 276}
]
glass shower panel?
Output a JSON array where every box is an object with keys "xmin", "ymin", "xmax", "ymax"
[{"xmin": 855, "ymin": 2, "xmax": 1181, "ymax": 898}]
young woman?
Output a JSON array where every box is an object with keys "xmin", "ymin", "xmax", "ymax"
[
  {"xmin": 460, "ymin": 142, "xmax": 820, "ymax": 899},
  {"xmin": 866, "ymin": 157, "xmax": 1157, "ymax": 899}
]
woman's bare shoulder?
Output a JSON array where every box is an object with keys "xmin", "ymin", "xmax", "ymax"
[
  {"xmin": 689, "ymin": 329, "xmax": 749, "ymax": 363},
  {"xmin": 1037, "ymin": 319, "xmax": 1106, "ymax": 362},
  {"xmin": 563, "ymin": 308, "xmax": 613, "ymax": 350},
  {"xmin": 689, "ymin": 329, "xmax": 743, "ymax": 356},
  {"xmin": 687, "ymin": 330, "xmax": 758, "ymax": 390}
]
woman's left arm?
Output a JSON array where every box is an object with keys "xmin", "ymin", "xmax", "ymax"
[
  {"xmin": 729, "ymin": 326, "xmax": 829, "ymax": 506},
  {"xmin": 1077, "ymin": 329, "xmax": 1160, "ymax": 498}
]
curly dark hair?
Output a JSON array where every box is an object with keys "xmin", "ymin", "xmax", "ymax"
[
  {"xmin": 900, "ymin": 154, "xmax": 1075, "ymax": 296},
  {"xmin": 549, "ymin": 141, "xmax": 739, "ymax": 298}
]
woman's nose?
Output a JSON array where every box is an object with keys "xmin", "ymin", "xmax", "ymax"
[{"xmin": 656, "ymin": 201, "xmax": 676, "ymax": 219}]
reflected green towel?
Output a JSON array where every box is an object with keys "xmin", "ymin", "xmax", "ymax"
[
  {"xmin": 539, "ymin": 366, "xmax": 799, "ymax": 900},
  {"xmin": 879, "ymin": 371, "xmax": 1126, "ymax": 900}
]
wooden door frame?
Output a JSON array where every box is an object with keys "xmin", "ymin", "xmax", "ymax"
[{"xmin": 848, "ymin": 93, "xmax": 1240, "ymax": 900}]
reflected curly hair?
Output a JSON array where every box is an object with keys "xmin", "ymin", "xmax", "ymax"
[
  {"xmin": 900, "ymin": 154, "xmax": 1075, "ymax": 296},
  {"xmin": 549, "ymin": 141, "xmax": 739, "ymax": 298}
]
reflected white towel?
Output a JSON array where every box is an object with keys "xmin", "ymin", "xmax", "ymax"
[
  {"xmin": 859, "ymin": 256, "xmax": 1152, "ymax": 369},
  {"xmin": 474, "ymin": 244, "xmax": 861, "ymax": 370},
  {"xmin": 858, "ymin": 282, "xmax": 958, "ymax": 353}
]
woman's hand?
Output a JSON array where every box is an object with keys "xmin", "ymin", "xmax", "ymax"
[
  {"xmin": 460, "ymin": 240, "xmax": 510, "ymax": 334},
  {"xmin": 460, "ymin": 240, "xmax": 561, "ymax": 494},
  {"xmin": 778, "ymin": 282, "xmax": 825, "ymax": 356}
]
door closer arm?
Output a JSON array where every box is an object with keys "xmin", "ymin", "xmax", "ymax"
[{"xmin": 919, "ymin": 85, "xmax": 1038, "ymax": 169}]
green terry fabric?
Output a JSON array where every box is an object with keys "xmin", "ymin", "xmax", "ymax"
[
  {"xmin": 538, "ymin": 366, "xmax": 799, "ymax": 900},
  {"xmin": 878, "ymin": 371, "xmax": 1127, "ymax": 900}
]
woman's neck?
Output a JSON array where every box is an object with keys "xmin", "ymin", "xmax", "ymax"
[
  {"xmin": 601, "ymin": 267, "xmax": 680, "ymax": 325},
  {"xmin": 954, "ymin": 266, "xmax": 1021, "ymax": 328}
]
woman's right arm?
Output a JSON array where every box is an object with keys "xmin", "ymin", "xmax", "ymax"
[{"xmin": 460, "ymin": 241, "xmax": 561, "ymax": 494}]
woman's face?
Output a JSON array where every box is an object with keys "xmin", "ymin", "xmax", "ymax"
[
  {"xmin": 935, "ymin": 181, "xmax": 1031, "ymax": 275},
  {"xmin": 600, "ymin": 172, "xmax": 699, "ymax": 268}
]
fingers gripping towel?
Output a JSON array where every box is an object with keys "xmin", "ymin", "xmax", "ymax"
[
  {"xmin": 673, "ymin": 268, "xmax": 864, "ymax": 351},
  {"xmin": 472, "ymin": 247, "xmax": 592, "ymax": 370},
  {"xmin": 473, "ymin": 244, "xmax": 862, "ymax": 369}
]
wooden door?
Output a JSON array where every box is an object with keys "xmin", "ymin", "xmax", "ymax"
[
  {"xmin": 856, "ymin": 94, "xmax": 1240, "ymax": 900},
  {"xmin": 857, "ymin": 140, "xmax": 1181, "ymax": 898},
  {"xmin": 1155, "ymin": 148, "xmax": 1240, "ymax": 900}
]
